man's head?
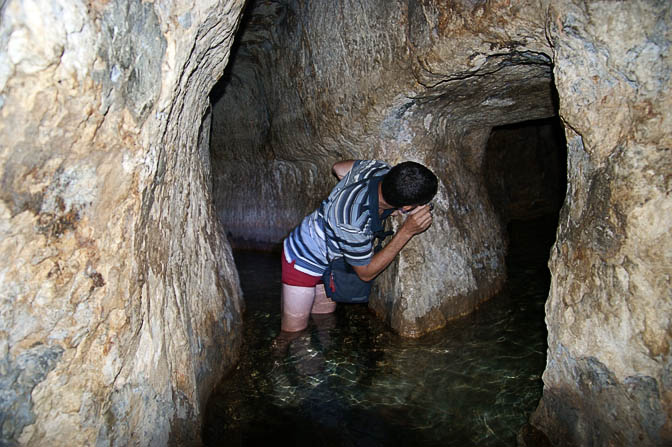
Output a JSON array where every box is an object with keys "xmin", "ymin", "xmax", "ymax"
[{"xmin": 381, "ymin": 161, "xmax": 438, "ymax": 207}]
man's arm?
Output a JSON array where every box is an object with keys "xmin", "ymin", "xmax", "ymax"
[
  {"xmin": 352, "ymin": 205, "xmax": 433, "ymax": 282},
  {"xmin": 332, "ymin": 160, "xmax": 356, "ymax": 180}
]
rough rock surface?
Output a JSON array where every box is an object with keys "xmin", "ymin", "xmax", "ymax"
[
  {"xmin": 211, "ymin": 0, "xmax": 671, "ymax": 444},
  {"xmin": 0, "ymin": 0, "xmax": 244, "ymax": 445},
  {"xmin": 1, "ymin": 0, "xmax": 670, "ymax": 445},
  {"xmin": 211, "ymin": 0, "xmax": 556, "ymax": 337},
  {"xmin": 528, "ymin": 1, "xmax": 672, "ymax": 445}
]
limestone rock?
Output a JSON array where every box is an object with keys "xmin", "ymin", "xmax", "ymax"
[
  {"xmin": 211, "ymin": 0, "xmax": 556, "ymax": 336},
  {"xmin": 0, "ymin": 0, "xmax": 245, "ymax": 445},
  {"xmin": 529, "ymin": 1, "xmax": 672, "ymax": 445}
]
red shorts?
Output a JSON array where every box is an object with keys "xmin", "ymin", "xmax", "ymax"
[{"xmin": 281, "ymin": 249, "xmax": 323, "ymax": 287}]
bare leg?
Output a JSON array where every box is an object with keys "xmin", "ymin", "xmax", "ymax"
[
  {"xmin": 281, "ymin": 284, "xmax": 315, "ymax": 332},
  {"xmin": 310, "ymin": 283, "xmax": 337, "ymax": 314},
  {"xmin": 271, "ymin": 329, "xmax": 303, "ymax": 358}
]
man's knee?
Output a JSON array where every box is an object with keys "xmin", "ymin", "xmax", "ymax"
[{"xmin": 281, "ymin": 284, "xmax": 315, "ymax": 332}]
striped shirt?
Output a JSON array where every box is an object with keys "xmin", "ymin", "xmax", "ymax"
[{"xmin": 283, "ymin": 160, "xmax": 391, "ymax": 276}]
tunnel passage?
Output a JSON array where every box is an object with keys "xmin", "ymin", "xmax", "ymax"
[
  {"xmin": 207, "ymin": 22, "xmax": 337, "ymax": 252},
  {"xmin": 0, "ymin": 0, "xmax": 666, "ymax": 445},
  {"xmin": 204, "ymin": 108, "xmax": 569, "ymax": 446},
  {"xmin": 202, "ymin": 112, "xmax": 569, "ymax": 447},
  {"xmin": 204, "ymin": 0, "xmax": 672, "ymax": 442},
  {"xmin": 206, "ymin": 0, "xmax": 564, "ymax": 337},
  {"xmin": 484, "ymin": 117, "xmax": 568, "ymax": 241}
]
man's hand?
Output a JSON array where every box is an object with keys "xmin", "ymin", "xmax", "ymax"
[
  {"xmin": 399, "ymin": 204, "xmax": 433, "ymax": 237},
  {"xmin": 352, "ymin": 204, "xmax": 433, "ymax": 282}
]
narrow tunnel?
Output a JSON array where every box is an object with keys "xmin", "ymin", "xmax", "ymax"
[
  {"xmin": 484, "ymin": 117, "xmax": 568, "ymax": 259},
  {"xmin": 206, "ymin": 0, "xmax": 563, "ymax": 340},
  {"xmin": 202, "ymin": 1, "xmax": 569, "ymax": 443},
  {"xmin": 203, "ymin": 110, "xmax": 568, "ymax": 445},
  {"xmin": 1, "ymin": 1, "xmax": 668, "ymax": 445}
]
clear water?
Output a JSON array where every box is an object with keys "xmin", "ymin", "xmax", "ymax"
[{"xmin": 203, "ymin": 218, "xmax": 553, "ymax": 446}]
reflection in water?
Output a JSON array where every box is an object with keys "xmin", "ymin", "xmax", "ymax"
[{"xmin": 204, "ymin": 218, "xmax": 553, "ymax": 446}]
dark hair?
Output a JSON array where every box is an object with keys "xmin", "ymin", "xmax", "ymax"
[{"xmin": 381, "ymin": 161, "xmax": 438, "ymax": 207}]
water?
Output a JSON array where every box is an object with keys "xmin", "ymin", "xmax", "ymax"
[{"xmin": 203, "ymin": 218, "xmax": 554, "ymax": 446}]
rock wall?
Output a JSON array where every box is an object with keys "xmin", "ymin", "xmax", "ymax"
[
  {"xmin": 211, "ymin": 0, "xmax": 671, "ymax": 444},
  {"xmin": 0, "ymin": 0, "xmax": 245, "ymax": 445},
  {"xmin": 528, "ymin": 1, "xmax": 672, "ymax": 445},
  {"xmin": 211, "ymin": 0, "xmax": 556, "ymax": 336},
  {"xmin": 1, "ymin": 0, "xmax": 669, "ymax": 445}
]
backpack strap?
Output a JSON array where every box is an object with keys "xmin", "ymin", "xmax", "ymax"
[
  {"xmin": 365, "ymin": 175, "xmax": 394, "ymax": 251},
  {"xmin": 322, "ymin": 166, "xmax": 394, "ymax": 262}
]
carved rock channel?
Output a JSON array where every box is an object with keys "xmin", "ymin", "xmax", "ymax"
[{"xmin": 0, "ymin": 0, "xmax": 669, "ymax": 445}]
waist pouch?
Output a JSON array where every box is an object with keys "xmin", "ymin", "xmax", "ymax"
[
  {"xmin": 322, "ymin": 257, "xmax": 372, "ymax": 303},
  {"xmin": 322, "ymin": 228, "xmax": 392, "ymax": 304}
]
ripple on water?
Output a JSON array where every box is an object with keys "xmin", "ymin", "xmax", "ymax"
[{"xmin": 204, "ymin": 228, "xmax": 550, "ymax": 446}]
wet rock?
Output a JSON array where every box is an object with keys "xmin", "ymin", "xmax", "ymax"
[
  {"xmin": 0, "ymin": 0, "xmax": 245, "ymax": 445},
  {"xmin": 531, "ymin": 349, "xmax": 668, "ymax": 446},
  {"xmin": 529, "ymin": 1, "xmax": 672, "ymax": 445},
  {"xmin": 210, "ymin": 0, "xmax": 555, "ymax": 336}
]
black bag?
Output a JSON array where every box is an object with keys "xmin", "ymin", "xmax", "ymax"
[
  {"xmin": 321, "ymin": 173, "xmax": 393, "ymax": 304},
  {"xmin": 322, "ymin": 256, "xmax": 371, "ymax": 303}
]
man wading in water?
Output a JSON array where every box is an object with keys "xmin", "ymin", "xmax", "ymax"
[{"xmin": 280, "ymin": 159, "xmax": 438, "ymax": 332}]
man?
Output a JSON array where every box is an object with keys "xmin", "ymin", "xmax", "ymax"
[{"xmin": 281, "ymin": 159, "xmax": 438, "ymax": 332}]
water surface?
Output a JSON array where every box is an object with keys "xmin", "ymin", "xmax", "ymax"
[{"xmin": 204, "ymin": 218, "xmax": 552, "ymax": 446}]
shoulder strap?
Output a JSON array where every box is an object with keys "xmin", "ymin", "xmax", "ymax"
[{"xmin": 323, "ymin": 167, "xmax": 395, "ymax": 261}]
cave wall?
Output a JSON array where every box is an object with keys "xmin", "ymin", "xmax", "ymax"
[
  {"xmin": 211, "ymin": 0, "xmax": 556, "ymax": 336},
  {"xmin": 0, "ymin": 0, "xmax": 669, "ymax": 445},
  {"xmin": 529, "ymin": 2, "xmax": 672, "ymax": 445},
  {"xmin": 0, "ymin": 0, "xmax": 245, "ymax": 445},
  {"xmin": 211, "ymin": 0, "xmax": 671, "ymax": 444}
]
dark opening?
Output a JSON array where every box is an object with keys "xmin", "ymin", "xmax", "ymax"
[{"xmin": 484, "ymin": 117, "xmax": 567, "ymax": 230}]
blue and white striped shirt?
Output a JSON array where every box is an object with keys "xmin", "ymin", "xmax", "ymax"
[{"xmin": 283, "ymin": 160, "xmax": 390, "ymax": 276}]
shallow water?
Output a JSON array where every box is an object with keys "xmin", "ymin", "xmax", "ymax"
[{"xmin": 203, "ymin": 218, "xmax": 553, "ymax": 446}]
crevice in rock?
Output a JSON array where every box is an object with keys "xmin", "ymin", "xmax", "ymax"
[{"xmin": 414, "ymin": 50, "xmax": 554, "ymax": 89}]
